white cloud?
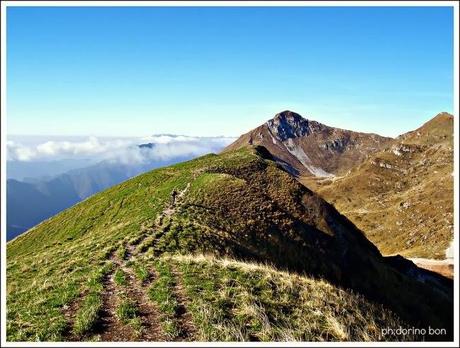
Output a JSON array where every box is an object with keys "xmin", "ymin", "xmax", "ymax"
[
  {"xmin": 105, "ymin": 136, "xmax": 235, "ymax": 165},
  {"xmin": 7, "ymin": 135, "xmax": 236, "ymax": 164},
  {"xmin": 139, "ymin": 134, "xmax": 200, "ymax": 144}
]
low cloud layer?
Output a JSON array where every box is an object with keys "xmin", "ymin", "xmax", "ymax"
[{"xmin": 7, "ymin": 135, "xmax": 236, "ymax": 164}]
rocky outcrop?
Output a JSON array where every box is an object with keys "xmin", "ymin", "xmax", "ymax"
[{"xmin": 224, "ymin": 110, "xmax": 392, "ymax": 177}]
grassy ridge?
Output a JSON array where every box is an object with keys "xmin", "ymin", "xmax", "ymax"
[
  {"xmin": 6, "ymin": 154, "xmax": 214, "ymax": 341},
  {"xmin": 6, "ymin": 147, "xmax": 453, "ymax": 341}
]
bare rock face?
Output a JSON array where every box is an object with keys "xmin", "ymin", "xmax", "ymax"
[
  {"xmin": 224, "ymin": 110, "xmax": 392, "ymax": 177},
  {"xmin": 266, "ymin": 110, "xmax": 325, "ymax": 140}
]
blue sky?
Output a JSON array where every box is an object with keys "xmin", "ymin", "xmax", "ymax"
[{"xmin": 7, "ymin": 6, "xmax": 454, "ymax": 137}]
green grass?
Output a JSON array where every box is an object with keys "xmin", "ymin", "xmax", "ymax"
[
  {"xmin": 128, "ymin": 234, "xmax": 145, "ymax": 246},
  {"xmin": 115, "ymin": 293, "xmax": 143, "ymax": 336},
  {"xmin": 116, "ymin": 295, "xmax": 138, "ymax": 324},
  {"xmin": 132, "ymin": 263, "xmax": 149, "ymax": 283},
  {"xmin": 73, "ymin": 262, "xmax": 112, "ymax": 336},
  {"xmin": 73, "ymin": 293, "xmax": 102, "ymax": 336},
  {"xmin": 148, "ymin": 259, "xmax": 180, "ymax": 339},
  {"xmin": 128, "ymin": 317, "xmax": 143, "ymax": 336},
  {"xmin": 136, "ymin": 235, "xmax": 157, "ymax": 254},
  {"xmin": 113, "ymin": 269, "xmax": 127, "ymax": 286},
  {"xmin": 116, "ymin": 245, "xmax": 128, "ymax": 260}
]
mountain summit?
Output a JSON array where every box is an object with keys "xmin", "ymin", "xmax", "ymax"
[
  {"xmin": 224, "ymin": 111, "xmax": 392, "ymax": 177},
  {"xmin": 266, "ymin": 110, "xmax": 326, "ymax": 141}
]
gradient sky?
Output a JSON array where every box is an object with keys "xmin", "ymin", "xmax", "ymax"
[{"xmin": 7, "ymin": 6, "xmax": 454, "ymax": 137}]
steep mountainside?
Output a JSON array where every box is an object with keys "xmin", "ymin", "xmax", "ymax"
[
  {"xmin": 225, "ymin": 111, "xmax": 392, "ymax": 177},
  {"xmin": 305, "ymin": 112, "xmax": 454, "ymax": 259},
  {"xmin": 7, "ymin": 146, "xmax": 452, "ymax": 341}
]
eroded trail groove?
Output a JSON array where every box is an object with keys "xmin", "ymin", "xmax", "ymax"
[
  {"xmin": 122, "ymin": 266, "xmax": 164, "ymax": 341},
  {"xmin": 97, "ymin": 269, "xmax": 136, "ymax": 341},
  {"xmin": 95, "ymin": 253, "xmax": 164, "ymax": 341},
  {"xmin": 62, "ymin": 291, "xmax": 86, "ymax": 341},
  {"xmin": 65, "ymin": 183, "xmax": 195, "ymax": 341},
  {"xmin": 171, "ymin": 266, "xmax": 196, "ymax": 341}
]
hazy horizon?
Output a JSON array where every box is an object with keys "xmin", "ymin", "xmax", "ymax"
[{"xmin": 6, "ymin": 107, "xmax": 452, "ymax": 139}]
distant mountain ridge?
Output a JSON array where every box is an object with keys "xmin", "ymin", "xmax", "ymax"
[
  {"xmin": 224, "ymin": 110, "xmax": 392, "ymax": 177},
  {"xmin": 7, "ymin": 158, "xmax": 94, "ymax": 181},
  {"xmin": 7, "ymin": 161, "xmax": 148, "ymax": 240}
]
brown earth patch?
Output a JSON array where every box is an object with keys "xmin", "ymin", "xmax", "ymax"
[
  {"xmin": 170, "ymin": 266, "xmax": 196, "ymax": 341},
  {"xmin": 96, "ymin": 270, "xmax": 137, "ymax": 342},
  {"xmin": 61, "ymin": 289, "xmax": 87, "ymax": 341},
  {"xmin": 122, "ymin": 266, "xmax": 165, "ymax": 341}
]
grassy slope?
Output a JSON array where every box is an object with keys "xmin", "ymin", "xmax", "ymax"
[
  {"xmin": 148, "ymin": 254, "xmax": 414, "ymax": 341},
  {"xmin": 7, "ymin": 147, "xmax": 452, "ymax": 341},
  {"xmin": 7, "ymin": 154, "xmax": 203, "ymax": 340},
  {"xmin": 304, "ymin": 113, "xmax": 453, "ymax": 259}
]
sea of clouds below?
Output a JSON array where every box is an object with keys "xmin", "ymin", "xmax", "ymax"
[{"xmin": 7, "ymin": 135, "xmax": 237, "ymax": 165}]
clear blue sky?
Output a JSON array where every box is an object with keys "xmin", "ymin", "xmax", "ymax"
[{"xmin": 7, "ymin": 6, "xmax": 454, "ymax": 137}]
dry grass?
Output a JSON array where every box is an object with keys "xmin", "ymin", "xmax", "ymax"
[
  {"xmin": 164, "ymin": 254, "xmax": 416, "ymax": 341},
  {"xmin": 306, "ymin": 113, "xmax": 454, "ymax": 259}
]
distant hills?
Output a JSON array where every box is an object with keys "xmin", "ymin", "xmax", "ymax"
[
  {"xmin": 7, "ymin": 158, "xmax": 94, "ymax": 181},
  {"xmin": 7, "ymin": 161, "xmax": 145, "ymax": 240}
]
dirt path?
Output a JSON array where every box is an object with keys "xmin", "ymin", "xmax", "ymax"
[
  {"xmin": 68, "ymin": 183, "xmax": 194, "ymax": 341},
  {"xmin": 160, "ymin": 183, "xmax": 191, "ymax": 220},
  {"xmin": 62, "ymin": 253, "xmax": 134, "ymax": 341},
  {"xmin": 122, "ymin": 266, "xmax": 164, "ymax": 341},
  {"xmin": 171, "ymin": 266, "xmax": 196, "ymax": 341},
  {"xmin": 97, "ymin": 268, "xmax": 137, "ymax": 341},
  {"xmin": 61, "ymin": 290, "xmax": 87, "ymax": 341},
  {"xmin": 147, "ymin": 182, "xmax": 191, "ymax": 255},
  {"xmin": 96, "ymin": 253, "xmax": 164, "ymax": 341}
]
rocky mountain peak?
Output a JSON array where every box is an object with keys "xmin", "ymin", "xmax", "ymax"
[
  {"xmin": 266, "ymin": 110, "xmax": 325, "ymax": 141},
  {"xmin": 273, "ymin": 110, "xmax": 304, "ymax": 122}
]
